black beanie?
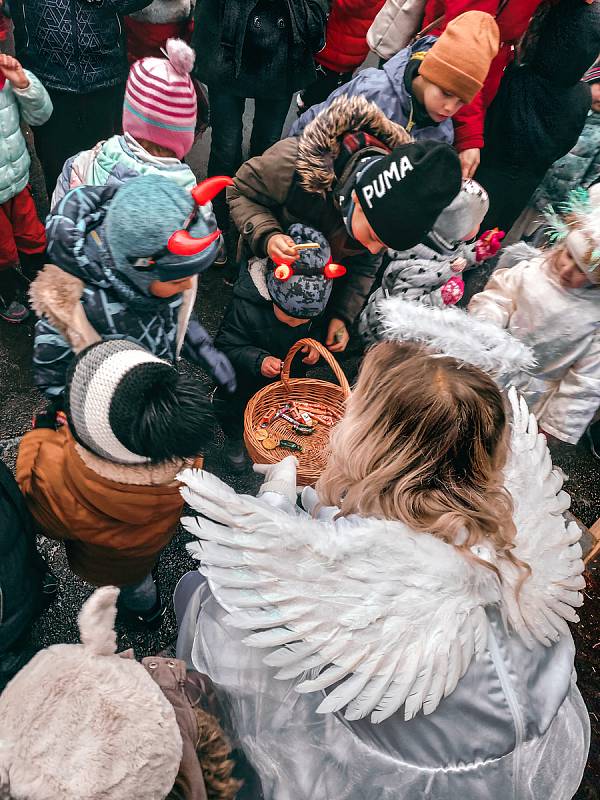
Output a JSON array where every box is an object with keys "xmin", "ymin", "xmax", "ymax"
[{"xmin": 353, "ymin": 142, "xmax": 462, "ymax": 251}]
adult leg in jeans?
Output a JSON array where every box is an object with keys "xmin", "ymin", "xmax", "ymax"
[
  {"xmin": 33, "ymin": 84, "xmax": 124, "ymax": 197},
  {"xmin": 206, "ymin": 90, "xmax": 246, "ymax": 230},
  {"xmin": 250, "ymin": 95, "xmax": 293, "ymax": 159}
]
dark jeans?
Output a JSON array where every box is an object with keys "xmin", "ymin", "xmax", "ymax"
[
  {"xmin": 33, "ymin": 84, "xmax": 125, "ymax": 197},
  {"xmin": 207, "ymin": 90, "xmax": 292, "ymax": 229}
]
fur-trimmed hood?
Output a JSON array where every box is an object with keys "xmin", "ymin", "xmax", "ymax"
[{"xmin": 296, "ymin": 95, "xmax": 411, "ymax": 196}]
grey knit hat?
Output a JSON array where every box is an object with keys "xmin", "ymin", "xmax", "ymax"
[
  {"xmin": 66, "ymin": 340, "xmax": 175, "ymax": 465},
  {"xmin": 267, "ymin": 224, "xmax": 338, "ymax": 319},
  {"xmin": 432, "ymin": 179, "xmax": 489, "ymax": 244}
]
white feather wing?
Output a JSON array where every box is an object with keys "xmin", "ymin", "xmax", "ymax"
[
  {"xmin": 179, "ymin": 468, "xmax": 501, "ymax": 723},
  {"xmin": 501, "ymin": 389, "xmax": 586, "ymax": 647}
]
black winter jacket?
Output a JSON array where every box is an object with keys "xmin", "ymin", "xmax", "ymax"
[
  {"xmin": 215, "ymin": 261, "xmax": 312, "ymax": 407},
  {"xmin": 12, "ymin": 0, "xmax": 152, "ymax": 93},
  {"xmin": 192, "ymin": 0, "xmax": 328, "ymax": 97},
  {"xmin": 0, "ymin": 459, "xmax": 44, "ymax": 689}
]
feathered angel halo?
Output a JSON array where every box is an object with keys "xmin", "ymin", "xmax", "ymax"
[
  {"xmin": 376, "ymin": 297, "xmax": 535, "ymax": 382},
  {"xmin": 542, "ymin": 187, "xmax": 600, "ymax": 281}
]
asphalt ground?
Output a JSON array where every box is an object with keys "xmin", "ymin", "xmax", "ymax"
[{"xmin": 0, "ymin": 93, "xmax": 598, "ymax": 797}]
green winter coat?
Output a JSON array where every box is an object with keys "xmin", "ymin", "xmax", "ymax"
[
  {"xmin": 532, "ymin": 111, "xmax": 600, "ymax": 210},
  {"xmin": 0, "ymin": 70, "xmax": 52, "ymax": 205}
]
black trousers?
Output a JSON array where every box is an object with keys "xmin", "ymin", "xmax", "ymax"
[
  {"xmin": 207, "ymin": 90, "xmax": 292, "ymax": 228},
  {"xmin": 33, "ymin": 83, "xmax": 125, "ymax": 197},
  {"xmin": 298, "ymin": 65, "xmax": 354, "ymax": 113}
]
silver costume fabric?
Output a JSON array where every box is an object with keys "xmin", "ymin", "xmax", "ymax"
[
  {"xmin": 175, "ymin": 491, "xmax": 590, "ymax": 800},
  {"xmin": 469, "ymin": 255, "xmax": 600, "ymax": 443}
]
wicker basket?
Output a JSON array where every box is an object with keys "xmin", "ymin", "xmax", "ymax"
[{"xmin": 244, "ymin": 338, "xmax": 351, "ymax": 486}]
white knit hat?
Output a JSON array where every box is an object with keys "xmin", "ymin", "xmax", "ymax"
[{"xmin": 0, "ymin": 588, "xmax": 182, "ymax": 800}]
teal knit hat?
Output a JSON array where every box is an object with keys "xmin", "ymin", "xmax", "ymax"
[{"xmin": 105, "ymin": 174, "xmax": 220, "ymax": 295}]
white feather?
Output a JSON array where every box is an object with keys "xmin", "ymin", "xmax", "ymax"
[
  {"xmin": 500, "ymin": 391, "xmax": 586, "ymax": 646},
  {"xmin": 178, "ymin": 445, "xmax": 581, "ymax": 724},
  {"xmin": 376, "ymin": 297, "xmax": 536, "ymax": 378}
]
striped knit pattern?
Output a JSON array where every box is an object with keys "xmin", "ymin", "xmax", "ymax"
[
  {"xmin": 67, "ymin": 340, "xmax": 170, "ymax": 465},
  {"xmin": 123, "ymin": 40, "xmax": 197, "ymax": 159},
  {"xmin": 583, "ymin": 63, "xmax": 600, "ymax": 84}
]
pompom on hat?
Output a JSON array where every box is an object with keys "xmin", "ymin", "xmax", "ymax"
[
  {"xmin": 123, "ymin": 38, "xmax": 197, "ymax": 159},
  {"xmin": 66, "ymin": 339, "xmax": 208, "ymax": 465},
  {"xmin": 0, "ymin": 587, "xmax": 182, "ymax": 800}
]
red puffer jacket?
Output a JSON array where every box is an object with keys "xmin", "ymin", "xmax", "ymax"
[
  {"xmin": 423, "ymin": 0, "xmax": 544, "ymax": 152},
  {"xmin": 317, "ymin": 0, "xmax": 386, "ymax": 73}
]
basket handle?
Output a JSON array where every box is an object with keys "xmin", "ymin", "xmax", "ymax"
[{"xmin": 281, "ymin": 338, "xmax": 351, "ymax": 397}]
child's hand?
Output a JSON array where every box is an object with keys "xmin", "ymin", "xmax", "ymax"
[
  {"xmin": 459, "ymin": 148, "xmax": 480, "ymax": 180},
  {"xmin": 0, "ymin": 54, "xmax": 29, "ymax": 89},
  {"xmin": 261, "ymin": 355, "xmax": 283, "ymax": 378},
  {"xmin": 301, "ymin": 344, "xmax": 320, "ymax": 365},
  {"xmin": 267, "ymin": 234, "xmax": 299, "ymax": 264},
  {"xmin": 326, "ymin": 319, "xmax": 349, "ymax": 353}
]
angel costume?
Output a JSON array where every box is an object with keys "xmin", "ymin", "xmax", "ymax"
[{"xmin": 175, "ymin": 390, "xmax": 589, "ymax": 800}]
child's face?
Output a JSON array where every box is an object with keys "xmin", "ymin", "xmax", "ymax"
[
  {"xmin": 273, "ymin": 304, "xmax": 309, "ymax": 327},
  {"xmin": 350, "ymin": 192, "xmax": 387, "ymax": 254},
  {"xmin": 421, "ymin": 79, "xmax": 464, "ymax": 123},
  {"xmin": 149, "ymin": 277, "xmax": 194, "ymax": 298},
  {"xmin": 591, "ymin": 83, "xmax": 600, "ymax": 114},
  {"xmin": 555, "ymin": 247, "xmax": 594, "ymax": 290}
]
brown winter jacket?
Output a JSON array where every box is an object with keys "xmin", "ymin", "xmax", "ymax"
[
  {"xmin": 142, "ymin": 658, "xmax": 241, "ymax": 800},
  {"xmin": 16, "ymin": 426, "xmax": 200, "ymax": 586},
  {"xmin": 227, "ymin": 95, "xmax": 411, "ymax": 326}
]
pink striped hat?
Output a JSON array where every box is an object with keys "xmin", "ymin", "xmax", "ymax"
[
  {"xmin": 583, "ymin": 63, "xmax": 600, "ymax": 84},
  {"xmin": 123, "ymin": 38, "xmax": 197, "ymax": 160}
]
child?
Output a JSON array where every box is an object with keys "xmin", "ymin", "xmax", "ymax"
[
  {"xmin": 0, "ymin": 586, "xmax": 241, "ymax": 800},
  {"xmin": 17, "ymin": 339, "xmax": 214, "ymax": 629},
  {"xmin": 51, "ymin": 38, "xmax": 198, "ymax": 209},
  {"xmin": 31, "ymin": 173, "xmax": 235, "ymax": 399},
  {"xmin": 359, "ymin": 178, "xmax": 490, "ymax": 345},
  {"xmin": 124, "ymin": 1, "xmax": 195, "ymax": 64},
  {"xmin": 469, "ymin": 188, "xmax": 600, "ymax": 445},
  {"xmin": 213, "ymin": 224, "xmax": 336, "ymax": 469},
  {"xmin": 0, "ymin": 52, "xmax": 52, "ymax": 323},
  {"xmin": 176, "ymin": 338, "xmax": 587, "ymax": 800},
  {"xmin": 228, "ymin": 94, "xmax": 462, "ymax": 353},
  {"xmin": 291, "ymin": 10, "xmax": 500, "ymax": 144}
]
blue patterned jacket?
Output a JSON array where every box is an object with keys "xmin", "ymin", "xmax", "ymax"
[{"xmin": 11, "ymin": 0, "xmax": 152, "ymax": 93}]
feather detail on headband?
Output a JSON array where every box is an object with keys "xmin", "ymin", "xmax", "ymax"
[
  {"xmin": 542, "ymin": 187, "xmax": 600, "ymax": 279},
  {"xmin": 376, "ymin": 297, "xmax": 536, "ymax": 379}
]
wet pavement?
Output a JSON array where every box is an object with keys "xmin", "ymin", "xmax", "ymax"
[{"xmin": 0, "ymin": 111, "xmax": 598, "ymax": 798}]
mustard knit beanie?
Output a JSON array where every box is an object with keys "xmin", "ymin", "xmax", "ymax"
[{"xmin": 419, "ymin": 11, "xmax": 500, "ymax": 104}]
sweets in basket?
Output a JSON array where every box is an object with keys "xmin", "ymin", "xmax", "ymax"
[{"xmin": 244, "ymin": 338, "xmax": 350, "ymax": 485}]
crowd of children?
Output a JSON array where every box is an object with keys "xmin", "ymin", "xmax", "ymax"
[{"xmin": 0, "ymin": 1, "xmax": 599, "ymax": 797}]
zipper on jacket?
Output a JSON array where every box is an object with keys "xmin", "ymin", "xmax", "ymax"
[
  {"xmin": 487, "ymin": 624, "xmax": 525, "ymax": 798},
  {"xmin": 71, "ymin": 0, "xmax": 80, "ymax": 72},
  {"xmin": 22, "ymin": 3, "xmax": 29, "ymax": 49}
]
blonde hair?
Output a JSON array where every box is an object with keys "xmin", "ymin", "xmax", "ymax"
[{"xmin": 317, "ymin": 341, "xmax": 526, "ymax": 576}]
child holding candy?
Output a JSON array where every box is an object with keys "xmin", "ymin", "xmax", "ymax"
[{"xmin": 213, "ymin": 224, "xmax": 343, "ymax": 470}]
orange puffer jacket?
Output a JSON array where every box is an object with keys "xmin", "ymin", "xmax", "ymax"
[{"xmin": 16, "ymin": 426, "xmax": 200, "ymax": 587}]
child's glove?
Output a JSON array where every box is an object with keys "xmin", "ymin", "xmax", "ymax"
[
  {"xmin": 255, "ymin": 456, "xmax": 299, "ymax": 505},
  {"xmin": 183, "ymin": 320, "xmax": 237, "ymax": 393},
  {"xmin": 439, "ymin": 275, "xmax": 464, "ymax": 306},
  {"xmin": 475, "ymin": 228, "xmax": 505, "ymax": 262}
]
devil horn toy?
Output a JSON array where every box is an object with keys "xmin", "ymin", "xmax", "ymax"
[
  {"xmin": 168, "ymin": 228, "xmax": 221, "ymax": 256},
  {"xmin": 192, "ymin": 175, "xmax": 234, "ymax": 206},
  {"xmin": 323, "ymin": 262, "xmax": 347, "ymax": 279}
]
